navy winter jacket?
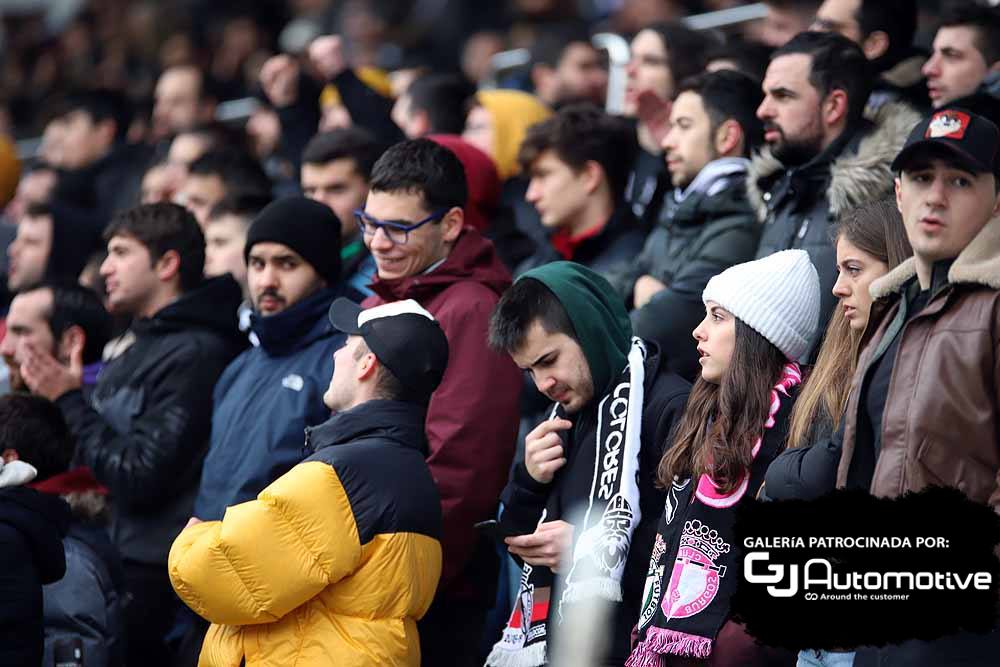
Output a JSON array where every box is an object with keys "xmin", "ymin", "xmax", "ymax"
[{"xmin": 194, "ymin": 287, "xmax": 346, "ymax": 521}]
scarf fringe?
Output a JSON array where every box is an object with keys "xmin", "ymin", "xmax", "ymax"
[
  {"xmin": 562, "ymin": 577, "xmax": 624, "ymax": 604},
  {"xmin": 624, "ymin": 642, "xmax": 665, "ymax": 667},
  {"xmin": 630, "ymin": 627, "xmax": 713, "ymax": 661},
  {"xmin": 485, "ymin": 640, "xmax": 547, "ymax": 667}
]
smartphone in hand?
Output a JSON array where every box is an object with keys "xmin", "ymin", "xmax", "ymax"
[{"xmin": 474, "ymin": 519, "xmax": 522, "ymax": 543}]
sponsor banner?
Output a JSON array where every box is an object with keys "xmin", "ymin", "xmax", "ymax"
[{"xmin": 731, "ymin": 487, "xmax": 1000, "ymax": 650}]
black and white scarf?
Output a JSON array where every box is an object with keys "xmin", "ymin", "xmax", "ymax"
[
  {"xmin": 627, "ymin": 363, "xmax": 801, "ymax": 665},
  {"xmin": 487, "ymin": 338, "xmax": 648, "ymax": 667}
]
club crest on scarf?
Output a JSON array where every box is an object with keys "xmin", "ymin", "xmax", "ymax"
[
  {"xmin": 639, "ymin": 533, "xmax": 668, "ymax": 630},
  {"xmin": 639, "ymin": 478, "xmax": 692, "ymax": 630},
  {"xmin": 626, "ymin": 363, "xmax": 802, "ymax": 665},
  {"xmin": 662, "ymin": 520, "xmax": 730, "ymax": 620}
]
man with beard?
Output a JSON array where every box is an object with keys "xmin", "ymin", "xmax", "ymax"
[
  {"xmin": 194, "ymin": 197, "xmax": 354, "ymax": 524},
  {"xmin": 751, "ymin": 31, "xmax": 919, "ymax": 352}
]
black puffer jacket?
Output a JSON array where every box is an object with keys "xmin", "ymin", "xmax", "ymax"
[
  {"xmin": 610, "ymin": 170, "xmax": 759, "ymax": 381},
  {"xmin": 57, "ymin": 276, "xmax": 245, "ymax": 565},
  {"xmin": 747, "ymin": 102, "xmax": 920, "ymax": 357},
  {"xmin": 0, "ymin": 486, "xmax": 71, "ymax": 667}
]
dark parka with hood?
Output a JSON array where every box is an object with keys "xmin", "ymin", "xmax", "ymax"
[
  {"xmin": 748, "ymin": 102, "xmax": 920, "ymax": 353},
  {"xmin": 56, "ymin": 276, "xmax": 245, "ymax": 565},
  {"xmin": 497, "ymin": 262, "xmax": 691, "ymax": 665},
  {"xmin": 363, "ymin": 228, "xmax": 522, "ymax": 602}
]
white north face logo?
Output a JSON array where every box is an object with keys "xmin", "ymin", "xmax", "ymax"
[{"xmin": 281, "ymin": 374, "xmax": 304, "ymax": 392}]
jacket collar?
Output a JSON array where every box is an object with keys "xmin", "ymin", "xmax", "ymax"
[
  {"xmin": 871, "ymin": 216, "xmax": 1000, "ymax": 300},
  {"xmin": 673, "ymin": 158, "xmax": 749, "ymax": 204},
  {"xmin": 135, "ymin": 274, "xmax": 243, "ymax": 341},
  {"xmin": 550, "ymin": 203, "xmax": 638, "ymax": 261},
  {"xmin": 666, "ymin": 172, "xmax": 750, "ymax": 229},
  {"xmin": 369, "ymin": 227, "xmax": 511, "ymax": 303},
  {"xmin": 880, "ymin": 52, "xmax": 927, "ymax": 89},
  {"xmin": 307, "ymin": 399, "xmax": 429, "ymax": 454},
  {"xmin": 249, "ymin": 286, "xmax": 338, "ymax": 355},
  {"xmin": 746, "ymin": 101, "xmax": 922, "ymax": 222}
]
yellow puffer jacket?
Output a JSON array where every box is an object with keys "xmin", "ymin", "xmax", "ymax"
[{"xmin": 169, "ymin": 401, "xmax": 443, "ymax": 666}]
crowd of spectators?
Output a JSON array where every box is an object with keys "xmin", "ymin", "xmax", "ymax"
[{"xmin": 2, "ymin": 0, "xmax": 1000, "ymax": 666}]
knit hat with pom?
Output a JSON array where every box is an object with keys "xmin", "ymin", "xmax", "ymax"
[{"xmin": 702, "ymin": 249, "xmax": 820, "ymax": 361}]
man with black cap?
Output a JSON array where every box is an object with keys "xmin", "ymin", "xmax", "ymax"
[
  {"xmin": 170, "ymin": 298, "xmax": 447, "ymax": 666},
  {"xmin": 194, "ymin": 197, "xmax": 362, "ymax": 524},
  {"xmin": 835, "ymin": 107, "xmax": 1000, "ymax": 664}
]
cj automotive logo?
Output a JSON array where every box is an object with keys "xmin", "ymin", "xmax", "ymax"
[{"xmin": 744, "ymin": 551, "xmax": 993, "ymax": 600}]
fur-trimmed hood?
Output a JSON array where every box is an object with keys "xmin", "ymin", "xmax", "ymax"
[
  {"xmin": 746, "ymin": 101, "xmax": 922, "ymax": 222},
  {"xmin": 871, "ymin": 216, "xmax": 1000, "ymax": 299},
  {"xmin": 881, "ymin": 53, "xmax": 927, "ymax": 91}
]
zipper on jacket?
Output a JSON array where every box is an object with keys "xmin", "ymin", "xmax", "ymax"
[{"xmin": 303, "ymin": 426, "xmax": 313, "ymax": 456}]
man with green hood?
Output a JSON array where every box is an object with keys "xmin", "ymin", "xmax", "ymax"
[{"xmin": 486, "ymin": 261, "xmax": 691, "ymax": 667}]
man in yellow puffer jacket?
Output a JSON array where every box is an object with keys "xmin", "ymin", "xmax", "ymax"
[{"xmin": 169, "ymin": 298, "xmax": 449, "ymax": 666}]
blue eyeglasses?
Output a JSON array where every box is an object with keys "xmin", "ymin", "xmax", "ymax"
[{"xmin": 354, "ymin": 208, "xmax": 450, "ymax": 245}]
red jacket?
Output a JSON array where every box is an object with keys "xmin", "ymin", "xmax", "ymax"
[{"xmin": 364, "ymin": 228, "xmax": 521, "ymax": 600}]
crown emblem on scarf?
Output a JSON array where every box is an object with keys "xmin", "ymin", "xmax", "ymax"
[{"xmin": 680, "ymin": 519, "xmax": 731, "ymax": 562}]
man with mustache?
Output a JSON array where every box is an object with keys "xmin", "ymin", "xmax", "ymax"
[
  {"xmin": 194, "ymin": 197, "xmax": 361, "ymax": 527},
  {"xmin": 752, "ymin": 31, "xmax": 919, "ymax": 355}
]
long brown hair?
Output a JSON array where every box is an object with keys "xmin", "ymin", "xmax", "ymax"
[
  {"xmin": 786, "ymin": 197, "xmax": 913, "ymax": 448},
  {"xmin": 657, "ymin": 319, "xmax": 788, "ymax": 493}
]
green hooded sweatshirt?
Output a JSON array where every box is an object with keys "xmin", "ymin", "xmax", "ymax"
[{"xmin": 518, "ymin": 261, "xmax": 633, "ymax": 397}]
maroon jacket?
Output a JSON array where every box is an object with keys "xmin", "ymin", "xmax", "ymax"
[{"xmin": 364, "ymin": 228, "xmax": 521, "ymax": 600}]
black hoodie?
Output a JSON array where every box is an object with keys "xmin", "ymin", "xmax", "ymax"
[
  {"xmin": 0, "ymin": 486, "xmax": 70, "ymax": 667},
  {"xmin": 56, "ymin": 276, "xmax": 245, "ymax": 565}
]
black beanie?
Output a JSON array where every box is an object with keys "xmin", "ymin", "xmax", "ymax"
[{"xmin": 244, "ymin": 197, "xmax": 342, "ymax": 284}]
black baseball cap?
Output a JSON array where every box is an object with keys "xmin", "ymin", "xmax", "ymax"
[
  {"xmin": 328, "ymin": 298, "xmax": 450, "ymax": 402},
  {"xmin": 891, "ymin": 108, "xmax": 1000, "ymax": 179}
]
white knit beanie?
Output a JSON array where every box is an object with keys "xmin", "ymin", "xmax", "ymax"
[{"xmin": 702, "ymin": 249, "xmax": 821, "ymax": 361}]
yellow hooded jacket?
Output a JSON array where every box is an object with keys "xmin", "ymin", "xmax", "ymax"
[
  {"xmin": 169, "ymin": 401, "xmax": 442, "ymax": 666},
  {"xmin": 473, "ymin": 90, "xmax": 552, "ymax": 181}
]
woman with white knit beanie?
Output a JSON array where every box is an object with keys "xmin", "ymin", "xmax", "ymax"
[{"xmin": 627, "ymin": 249, "xmax": 820, "ymax": 667}]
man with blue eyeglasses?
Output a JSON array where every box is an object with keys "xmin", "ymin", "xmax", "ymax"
[{"xmin": 358, "ymin": 138, "xmax": 522, "ymax": 666}]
